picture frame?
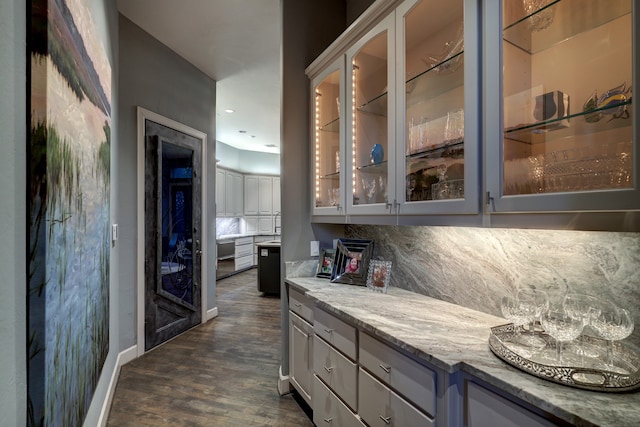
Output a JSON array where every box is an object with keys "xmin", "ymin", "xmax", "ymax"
[
  {"xmin": 366, "ymin": 260, "xmax": 392, "ymax": 293},
  {"xmin": 330, "ymin": 238, "xmax": 374, "ymax": 286},
  {"xmin": 316, "ymin": 248, "xmax": 336, "ymax": 279}
]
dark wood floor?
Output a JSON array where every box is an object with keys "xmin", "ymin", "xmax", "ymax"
[{"xmin": 107, "ymin": 268, "xmax": 313, "ymax": 426}]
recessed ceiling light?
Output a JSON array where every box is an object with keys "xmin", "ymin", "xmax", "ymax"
[
  {"xmin": 264, "ymin": 144, "xmax": 277, "ymax": 148},
  {"xmin": 224, "ymin": 109, "xmax": 235, "ymax": 113},
  {"xmin": 238, "ymin": 130, "xmax": 247, "ymax": 134}
]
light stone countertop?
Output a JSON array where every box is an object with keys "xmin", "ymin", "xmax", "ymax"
[{"xmin": 286, "ymin": 277, "xmax": 640, "ymax": 427}]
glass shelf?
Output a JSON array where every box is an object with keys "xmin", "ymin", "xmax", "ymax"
[
  {"xmin": 407, "ymin": 139, "xmax": 464, "ymax": 161},
  {"xmin": 357, "ymin": 91, "xmax": 388, "ymax": 116},
  {"xmin": 320, "ymin": 117, "xmax": 340, "ymax": 133},
  {"xmin": 505, "ymin": 100, "xmax": 633, "ymax": 144},
  {"xmin": 357, "ymin": 160, "xmax": 388, "ymax": 173},
  {"xmin": 320, "ymin": 171, "xmax": 340, "ymax": 180},
  {"xmin": 503, "ymin": 0, "xmax": 631, "ymax": 54},
  {"xmin": 406, "ymin": 52, "xmax": 464, "ymax": 106}
]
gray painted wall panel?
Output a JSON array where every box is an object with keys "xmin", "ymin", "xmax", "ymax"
[{"xmin": 118, "ymin": 15, "xmax": 217, "ymax": 349}]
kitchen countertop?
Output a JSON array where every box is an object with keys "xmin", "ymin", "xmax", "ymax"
[
  {"xmin": 286, "ymin": 276, "xmax": 640, "ymax": 427},
  {"xmin": 255, "ymin": 240, "xmax": 281, "ymax": 248},
  {"xmin": 217, "ymin": 233, "xmax": 281, "ymax": 240}
]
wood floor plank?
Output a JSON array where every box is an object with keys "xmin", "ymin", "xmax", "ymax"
[{"xmin": 107, "ymin": 269, "xmax": 312, "ymax": 426}]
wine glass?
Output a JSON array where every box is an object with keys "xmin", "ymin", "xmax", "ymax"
[
  {"xmin": 562, "ymin": 293, "xmax": 600, "ymax": 363},
  {"xmin": 501, "ymin": 294, "xmax": 532, "ymax": 342},
  {"xmin": 516, "ymin": 289, "xmax": 548, "ymax": 349},
  {"xmin": 591, "ymin": 301, "xmax": 634, "ymax": 369},
  {"xmin": 540, "ymin": 307, "xmax": 584, "ymax": 365}
]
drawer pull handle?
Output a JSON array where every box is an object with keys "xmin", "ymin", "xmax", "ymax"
[
  {"xmin": 379, "ymin": 415, "xmax": 391, "ymax": 424},
  {"xmin": 379, "ymin": 363, "xmax": 391, "ymax": 373},
  {"xmin": 294, "ymin": 303, "xmax": 302, "ymax": 307},
  {"xmin": 323, "ymin": 418, "xmax": 333, "ymax": 424},
  {"xmin": 324, "ymin": 366, "xmax": 334, "ymax": 373},
  {"xmin": 324, "ymin": 328, "xmax": 334, "ymax": 334}
]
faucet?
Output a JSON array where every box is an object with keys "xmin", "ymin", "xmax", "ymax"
[{"xmin": 274, "ymin": 211, "xmax": 281, "ymax": 235}]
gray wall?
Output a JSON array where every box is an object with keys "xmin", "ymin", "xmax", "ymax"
[
  {"xmin": 280, "ymin": 0, "xmax": 361, "ymax": 376},
  {"xmin": 118, "ymin": 15, "xmax": 218, "ymax": 349},
  {"xmin": 0, "ymin": 0, "xmax": 27, "ymax": 424}
]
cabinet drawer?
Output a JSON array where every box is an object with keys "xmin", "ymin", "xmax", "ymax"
[
  {"xmin": 360, "ymin": 332, "xmax": 437, "ymax": 417},
  {"xmin": 235, "ymin": 236, "xmax": 253, "ymax": 246},
  {"xmin": 289, "ymin": 288, "xmax": 313, "ymax": 323},
  {"xmin": 314, "ymin": 335, "xmax": 358, "ymax": 411},
  {"xmin": 359, "ymin": 368, "xmax": 434, "ymax": 427},
  {"xmin": 313, "ymin": 375, "xmax": 365, "ymax": 427},
  {"xmin": 235, "ymin": 243, "xmax": 253, "ymax": 258},
  {"xmin": 314, "ymin": 308, "xmax": 357, "ymax": 361},
  {"xmin": 234, "ymin": 254, "xmax": 253, "ymax": 271}
]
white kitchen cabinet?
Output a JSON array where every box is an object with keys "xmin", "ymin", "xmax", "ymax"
[
  {"xmin": 258, "ymin": 176, "xmax": 273, "ymax": 215},
  {"xmin": 244, "ymin": 175, "xmax": 259, "ymax": 215},
  {"xmin": 258, "ymin": 216, "xmax": 273, "ymax": 234},
  {"xmin": 486, "ymin": 0, "xmax": 638, "ymax": 213},
  {"xmin": 216, "ymin": 168, "xmax": 226, "ymax": 216},
  {"xmin": 289, "ymin": 288, "xmax": 314, "ymax": 407},
  {"xmin": 224, "ymin": 169, "xmax": 244, "ymax": 217},
  {"xmin": 272, "ymin": 177, "xmax": 281, "ymax": 214},
  {"xmin": 233, "ymin": 236, "xmax": 253, "ymax": 271}
]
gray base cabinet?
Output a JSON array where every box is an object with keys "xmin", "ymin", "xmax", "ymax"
[{"xmin": 461, "ymin": 376, "xmax": 559, "ymax": 427}]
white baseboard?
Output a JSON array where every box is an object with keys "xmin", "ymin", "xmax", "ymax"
[
  {"xmin": 206, "ymin": 306, "xmax": 219, "ymax": 321},
  {"xmin": 97, "ymin": 345, "xmax": 138, "ymax": 426},
  {"xmin": 277, "ymin": 365, "xmax": 290, "ymax": 396}
]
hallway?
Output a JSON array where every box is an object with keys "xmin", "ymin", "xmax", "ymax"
[{"xmin": 107, "ymin": 269, "xmax": 312, "ymax": 426}]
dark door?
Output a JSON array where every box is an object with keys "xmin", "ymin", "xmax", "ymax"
[{"xmin": 145, "ymin": 134, "xmax": 202, "ymax": 350}]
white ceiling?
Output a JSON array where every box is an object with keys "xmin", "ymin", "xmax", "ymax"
[{"xmin": 117, "ymin": 0, "xmax": 281, "ymax": 154}]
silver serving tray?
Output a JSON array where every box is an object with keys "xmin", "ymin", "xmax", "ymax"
[{"xmin": 489, "ymin": 323, "xmax": 640, "ymax": 392}]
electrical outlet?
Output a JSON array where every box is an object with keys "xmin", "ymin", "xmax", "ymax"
[{"xmin": 310, "ymin": 240, "xmax": 320, "ymax": 257}]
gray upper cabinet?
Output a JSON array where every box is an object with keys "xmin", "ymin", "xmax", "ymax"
[
  {"xmin": 308, "ymin": 0, "xmax": 638, "ymax": 228},
  {"xmin": 485, "ymin": 0, "xmax": 638, "ymax": 213}
]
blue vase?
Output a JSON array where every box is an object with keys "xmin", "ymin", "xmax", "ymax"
[{"xmin": 370, "ymin": 144, "xmax": 384, "ymax": 164}]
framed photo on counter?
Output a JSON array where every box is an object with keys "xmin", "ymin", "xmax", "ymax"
[
  {"xmin": 366, "ymin": 260, "xmax": 391, "ymax": 293},
  {"xmin": 316, "ymin": 248, "xmax": 336, "ymax": 279},
  {"xmin": 330, "ymin": 238, "xmax": 374, "ymax": 286}
]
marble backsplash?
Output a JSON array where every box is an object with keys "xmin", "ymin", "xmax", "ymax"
[
  {"xmin": 346, "ymin": 225, "xmax": 640, "ymax": 350},
  {"xmin": 216, "ymin": 217, "xmax": 239, "ymax": 237}
]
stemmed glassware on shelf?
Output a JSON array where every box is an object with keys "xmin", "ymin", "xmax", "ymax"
[{"xmin": 591, "ymin": 301, "xmax": 635, "ymax": 371}]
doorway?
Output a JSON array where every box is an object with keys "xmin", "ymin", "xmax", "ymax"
[{"xmin": 137, "ymin": 108, "xmax": 208, "ymax": 353}]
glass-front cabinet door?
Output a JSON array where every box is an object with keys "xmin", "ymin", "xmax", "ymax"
[
  {"xmin": 347, "ymin": 15, "xmax": 396, "ymax": 215},
  {"xmin": 396, "ymin": 0, "xmax": 479, "ymax": 214},
  {"xmin": 486, "ymin": 0, "xmax": 639, "ymax": 212},
  {"xmin": 312, "ymin": 59, "xmax": 346, "ymax": 215}
]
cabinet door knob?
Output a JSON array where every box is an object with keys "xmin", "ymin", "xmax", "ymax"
[
  {"xmin": 324, "ymin": 366, "xmax": 334, "ymax": 373},
  {"xmin": 379, "ymin": 363, "xmax": 391, "ymax": 373},
  {"xmin": 379, "ymin": 415, "xmax": 391, "ymax": 424}
]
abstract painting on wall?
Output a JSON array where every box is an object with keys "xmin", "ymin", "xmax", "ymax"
[{"xmin": 28, "ymin": 0, "xmax": 111, "ymax": 425}]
